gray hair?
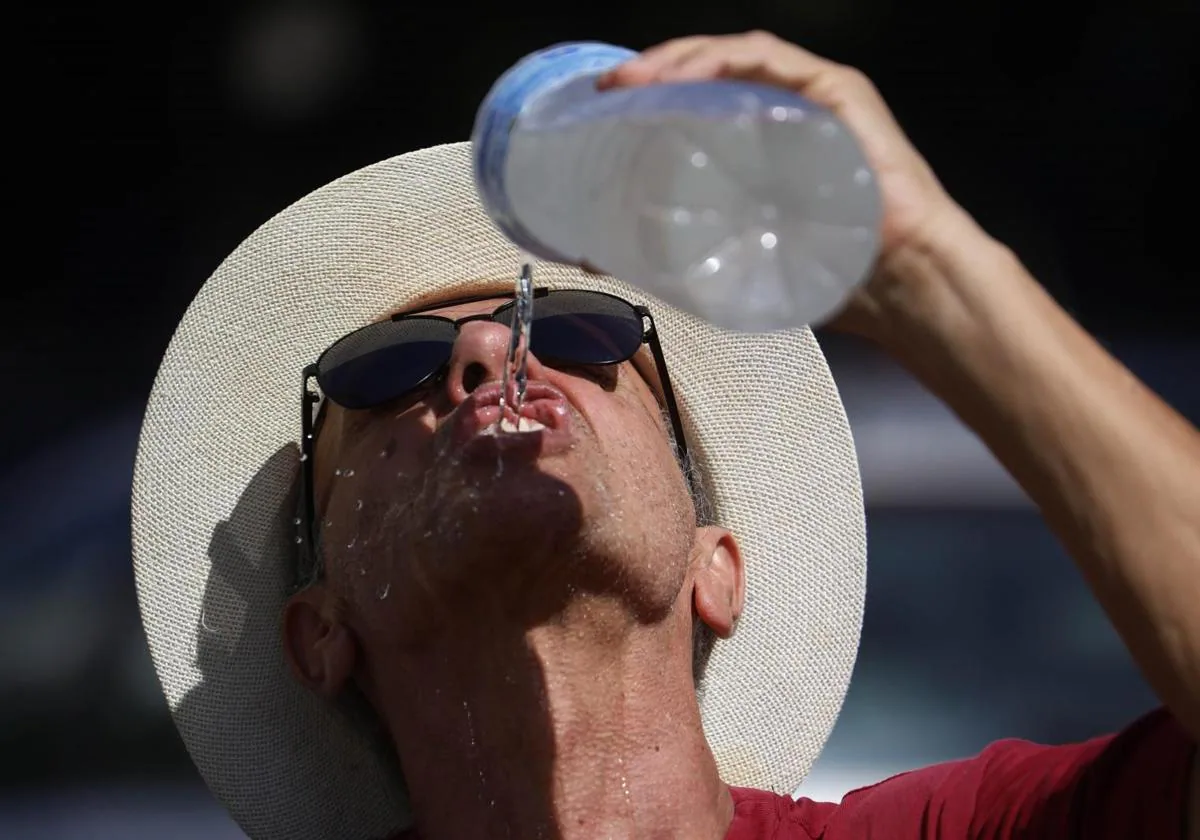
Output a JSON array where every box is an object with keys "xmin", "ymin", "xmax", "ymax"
[{"xmin": 666, "ymin": 415, "xmax": 720, "ymax": 686}]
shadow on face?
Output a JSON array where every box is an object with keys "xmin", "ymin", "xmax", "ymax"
[{"xmin": 177, "ymin": 444, "xmax": 412, "ymax": 839}]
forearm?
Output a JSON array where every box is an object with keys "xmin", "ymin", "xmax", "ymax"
[{"xmin": 866, "ymin": 207, "xmax": 1200, "ymax": 739}]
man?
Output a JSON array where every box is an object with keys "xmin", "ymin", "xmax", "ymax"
[{"xmin": 132, "ymin": 31, "xmax": 1198, "ymax": 840}]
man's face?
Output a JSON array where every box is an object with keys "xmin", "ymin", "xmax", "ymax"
[{"xmin": 308, "ymin": 293, "xmax": 701, "ymax": 649}]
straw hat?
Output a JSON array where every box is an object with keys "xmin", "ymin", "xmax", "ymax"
[{"xmin": 131, "ymin": 141, "xmax": 866, "ymax": 840}]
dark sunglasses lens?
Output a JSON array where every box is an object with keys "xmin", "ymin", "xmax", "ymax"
[
  {"xmin": 317, "ymin": 318, "xmax": 456, "ymax": 409},
  {"xmin": 498, "ymin": 290, "xmax": 643, "ymax": 365}
]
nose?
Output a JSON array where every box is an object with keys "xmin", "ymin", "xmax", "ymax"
[{"xmin": 442, "ymin": 319, "xmax": 550, "ymax": 406}]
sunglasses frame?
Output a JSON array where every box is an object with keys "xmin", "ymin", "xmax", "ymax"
[{"xmin": 295, "ymin": 288, "xmax": 689, "ymax": 581}]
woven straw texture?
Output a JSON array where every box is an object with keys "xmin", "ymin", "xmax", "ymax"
[{"xmin": 131, "ymin": 142, "xmax": 866, "ymax": 840}]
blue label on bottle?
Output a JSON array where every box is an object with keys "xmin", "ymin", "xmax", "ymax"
[{"xmin": 472, "ymin": 42, "xmax": 637, "ymax": 258}]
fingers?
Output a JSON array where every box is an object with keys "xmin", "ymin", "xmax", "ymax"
[
  {"xmin": 600, "ymin": 31, "xmax": 901, "ymax": 142},
  {"xmin": 589, "ymin": 30, "xmax": 949, "ymax": 264},
  {"xmin": 597, "ymin": 36, "xmax": 713, "ymax": 88},
  {"xmin": 599, "ymin": 31, "xmax": 836, "ymax": 93},
  {"xmin": 673, "ymin": 32, "xmax": 831, "ymax": 91}
]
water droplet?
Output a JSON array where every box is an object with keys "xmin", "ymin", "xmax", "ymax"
[
  {"xmin": 334, "ymin": 468, "xmax": 343, "ymax": 477},
  {"xmin": 760, "ymin": 231, "xmax": 778, "ymax": 249},
  {"xmin": 294, "ymin": 535, "xmax": 303, "ymax": 544},
  {"xmin": 770, "ymin": 105, "xmax": 788, "ymax": 121},
  {"xmin": 298, "ymin": 453, "xmax": 308, "ymax": 462},
  {"xmin": 377, "ymin": 583, "xmax": 390, "ymax": 600},
  {"xmin": 854, "ymin": 166, "xmax": 872, "ymax": 186},
  {"xmin": 690, "ymin": 150, "xmax": 708, "ymax": 168},
  {"xmin": 463, "ymin": 700, "xmax": 477, "ymax": 748},
  {"xmin": 355, "ymin": 499, "xmax": 364, "ymax": 511},
  {"xmin": 346, "ymin": 536, "xmax": 357, "ymax": 549},
  {"xmin": 292, "ymin": 517, "xmax": 301, "ymax": 525},
  {"xmin": 324, "ymin": 519, "xmax": 333, "ymax": 529},
  {"xmin": 345, "ymin": 469, "xmax": 355, "ymax": 477},
  {"xmin": 378, "ymin": 448, "xmax": 389, "ymax": 459},
  {"xmin": 358, "ymin": 567, "xmax": 366, "ymax": 576}
]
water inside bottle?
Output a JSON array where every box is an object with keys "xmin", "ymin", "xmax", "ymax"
[
  {"xmin": 502, "ymin": 88, "xmax": 881, "ymax": 332},
  {"xmin": 494, "ymin": 260, "xmax": 535, "ymax": 433}
]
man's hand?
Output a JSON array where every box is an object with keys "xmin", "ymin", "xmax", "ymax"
[
  {"xmin": 598, "ymin": 30, "xmax": 973, "ymax": 341},
  {"xmin": 599, "ymin": 31, "xmax": 951, "ymax": 259}
]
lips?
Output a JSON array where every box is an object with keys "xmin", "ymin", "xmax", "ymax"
[{"xmin": 447, "ymin": 381, "xmax": 575, "ymax": 455}]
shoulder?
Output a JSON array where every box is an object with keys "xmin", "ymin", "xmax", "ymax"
[{"xmin": 754, "ymin": 708, "xmax": 1194, "ymax": 840}]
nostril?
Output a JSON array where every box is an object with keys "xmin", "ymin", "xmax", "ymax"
[{"xmin": 461, "ymin": 362, "xmax": 488, "ymax": 395}]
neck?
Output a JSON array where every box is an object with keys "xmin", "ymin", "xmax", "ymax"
[{"xmin": 373, "ymin": 595, "xmax": 732, "ymax": 840}]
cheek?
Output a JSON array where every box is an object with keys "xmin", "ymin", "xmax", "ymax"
[
  {"xmin": 318, "ymin": 410, "xmax": 435, "ymax": 564},
  {"xmin": 619, "ymin": 368, "xmax": 680, "ymax": 465},
  {"xmin": 595, "ymin": 385, "xmax": 683, "ymax": 486}
]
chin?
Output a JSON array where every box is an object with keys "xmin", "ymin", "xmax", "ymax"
[
  {"xmin": 416, "ymin": 461, "xmax": 589, "ymax": 555},
  {"xmin": 362, "ymin": 444, "xmax": 691, "ymax": 619}
]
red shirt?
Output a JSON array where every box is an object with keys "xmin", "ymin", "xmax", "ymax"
[
  {"xmin": 394, "ymin": 709, "xmax": 1193, "ymax": 839},
  {"xmin": 728, "ymin": 709, "xmax": 1192, "ymax": 839}
]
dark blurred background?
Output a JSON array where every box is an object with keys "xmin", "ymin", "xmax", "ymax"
[{"xmin": 9, "ymin": 1, "xmax": 1197, "ymax": 836}]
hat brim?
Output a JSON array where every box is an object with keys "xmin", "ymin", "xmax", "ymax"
[{"xmin": 132, "ymin": 142, "xmax": 866, "ymax": 840}]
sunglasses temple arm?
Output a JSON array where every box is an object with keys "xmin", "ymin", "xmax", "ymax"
[
  {"xmin": 299, "ymin": 366, "xmax": 320, "ymax": 575},
  {"xmin": 644, "ymin": 320, "xmax": 689, "ymax": 465}
]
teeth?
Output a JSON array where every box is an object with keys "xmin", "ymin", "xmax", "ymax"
[{"xmin": 499, "ymin": 415, "xmax": 546, "ymax": 433}]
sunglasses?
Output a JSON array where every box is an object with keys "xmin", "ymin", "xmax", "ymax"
[{"xmin": 295, "ymin": 288, "xmax": 688, "ymax": 579}]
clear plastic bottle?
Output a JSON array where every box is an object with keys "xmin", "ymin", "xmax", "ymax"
[{"xmin": 472, "ymin": 42, "xmax": 882, "ymax": 332}]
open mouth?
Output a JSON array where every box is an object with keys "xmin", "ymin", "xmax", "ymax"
[
  {"xmin": 448, "ymin": 382, "xmax": 575, "ymax": 453},
  {"xmin": 477, "ymin": 395, "xmax": 561, "ymax": 435}
]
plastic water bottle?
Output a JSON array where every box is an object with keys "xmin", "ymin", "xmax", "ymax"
[{"xmin": 472, "ymin": 42, "xmax": 882, "ymax": 332}]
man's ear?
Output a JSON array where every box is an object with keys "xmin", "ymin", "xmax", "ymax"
[
  {"xmin": 282, "ymin": 587, "xmax": 356, "ymax": 698},
  {"xmin": 692, "ymin": 526, "xmax": 745, "ymax": 638}
]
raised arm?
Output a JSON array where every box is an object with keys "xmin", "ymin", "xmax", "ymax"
[
  {"xmin": 605, "ymin": 30, "xmax": 1200, "ymax": 740},
  {"xmin": 859, "ymin": 203, "xmax": 1200, "ymax": 741},
  {"xmin": 605, "ymin": 30, "xmax": 1199, "ymax": 835}
]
